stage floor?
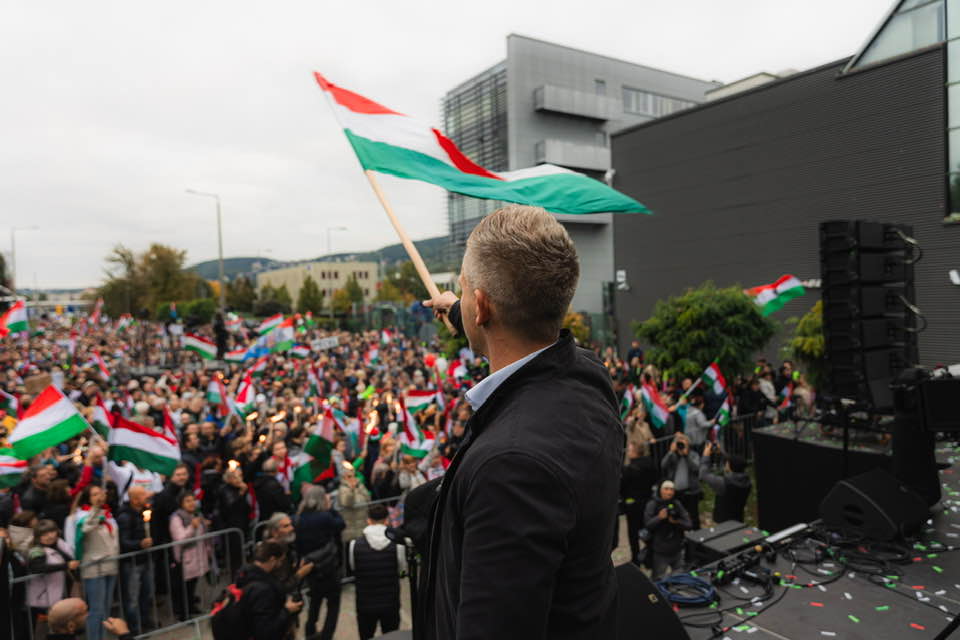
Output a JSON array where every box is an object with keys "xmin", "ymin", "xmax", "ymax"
[{"xmin": 684, "ymin": 442, "xmax": 960, "ymax": 640}]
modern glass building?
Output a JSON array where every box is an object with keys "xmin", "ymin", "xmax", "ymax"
[{"xmin": 442, "ymin": 35, "xmax": 719, "ymax": 317}]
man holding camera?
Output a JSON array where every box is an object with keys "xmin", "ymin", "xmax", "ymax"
[
  {"xmin": 660, "ymin": 432, "xmax": 703, "ymax": 529},
  {"xmin": 643, "ymin": 480, "xmax": 692, "ymax": 579}
]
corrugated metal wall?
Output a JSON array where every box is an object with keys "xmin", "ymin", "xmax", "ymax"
[{"xmin": 611, "ymin": 47, "xmax": 959, "ymax": 367}]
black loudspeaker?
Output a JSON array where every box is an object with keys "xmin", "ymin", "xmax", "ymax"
[
  {"xmin": 819, "ymin": 468, "xmax": 928, "ymax": 541},
  {"xmin": 615, "ymin": 563, "xmax": 690, "ymax": 640}
]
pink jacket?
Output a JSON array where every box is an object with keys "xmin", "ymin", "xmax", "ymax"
[{"xmin": 169, "ymin": 510, "xmax": 212, "ymax": 581}]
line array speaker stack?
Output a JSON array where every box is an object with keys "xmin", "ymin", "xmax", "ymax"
[{"xmin": 819, "ymin": 221, "xmax": 920, "ymax": 410}]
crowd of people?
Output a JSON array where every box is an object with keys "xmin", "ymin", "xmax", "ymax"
[{"xmin": 0, "ymin": 310, "xmax": 809, "ymax": 638}]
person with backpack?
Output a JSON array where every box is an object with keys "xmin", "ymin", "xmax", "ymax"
[
  {"xmin": 212, "ymin": 541, "xmax": 302, "ymax": 640},
  {"xmin": 348, "ymin": 502, "xmax": 407, "ymax": 640},
  {"xmin": 295, "ymin": 486, "xmax": 345, "ymax": 640}
]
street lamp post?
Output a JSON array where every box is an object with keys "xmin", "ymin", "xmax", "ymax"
[
  {"xmin": 186, "ymin": 189, "xmax": 226, "ymax": 313},
  {"xmin": 10, "ymin": 226, "xmax": 39, "ymax": 295}
]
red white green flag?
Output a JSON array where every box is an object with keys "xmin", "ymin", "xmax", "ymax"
[
  {"xmin": 257, "ymin": 313, "xmax": 283, "ymax": 335},
  {"xmin": 778, "ymin": 382, "xmax": 794, "ymax": 410},
  {"xmin": 107, "ymin": 415, "xmax": 181, "ymax": 475},
  {"xmin": 268, "ymin": 317, "xmax": 296, "ymax": 353},
  {"xmin": 9, "ymin": 385, "xmax": 90, "ymax": 459},
  {"xmin": 314, "ymin": 73, "xmax": 649, "ymax": 216},
  {"xmin": 702, "ymin": 362, "xmax": 727, "ymax": 395},
  {"xmin": 640, "ymin": 383, "xmax": 670, "ymax": 430},
  {"xmin": 224, "ymin": 346, "xmax": 248, "ymax": 362},
  {"xmin": 89, "ymin": 297, "xmax": 104, "ymax": 325},
  {"xmin": 207, "ymin": 376, "xmax": 230, "ymax": 416},
  {"xmin": 714, "ymin": 395, "xmax": 732, "ymax": 427},
  {"xmin": 90, "ymin": 394, "xmax": 114, "ymax": 440},
  {"xmin": 0, "ymin": 389, "xmax": 18, "ymax": 416},
  {"xmin": 381, "ymin": 329, "xmax": 393, "ymax": 344},
  {"xmin": 745, "ymin": 275, "xmax": 805, "ymax": 316},
  {"xmin": 248, "ymin": 355, "xmax": 269, "ymax": 378},
  {"xmin": 183, "ymin": 333, "xmax": 217, "ymax": 360},
  {"xmin": 289, "ymin": 344, "xmax": 311, "ymax": 359},
  {"xmin": 90, "ymin": 350, "xmax": 111, "ymax": 381},
  {"xmin": 0, "ymin": 300, "xmax": 28, "ymax": 337},
  {"xmin": 231, "ymin": 373, "xmax": 257, "ymax": 418},
  {"xmin": 0, "ymin": 448, "xmax": 27, "ymax": 489},
  {"xmin": 620, "ymin": 385, "xmax": 635, "ymax": 420},
  {"xmin": 399, "ymin": 393, "xmax": 436, "ymax": 458}
]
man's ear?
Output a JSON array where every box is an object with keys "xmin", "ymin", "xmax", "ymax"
[{"xmin": 474, "ymin": 289, "xmax": 491, "ymax": 326}]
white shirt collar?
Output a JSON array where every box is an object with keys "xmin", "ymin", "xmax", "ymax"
[{"xmin": 465, "ymin": 343, "xmax": 553, "ymax": 410}]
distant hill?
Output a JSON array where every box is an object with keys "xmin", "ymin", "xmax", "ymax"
[{"xmin": 189, "ymin": 236, "xmax": 452, "ymax": 281}]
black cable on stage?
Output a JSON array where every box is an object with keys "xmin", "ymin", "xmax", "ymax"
[{"xmin": 655, "ymin": 573, "xmax": 717, "ymax": 606}]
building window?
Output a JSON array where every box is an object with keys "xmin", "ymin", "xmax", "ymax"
[
  {"xmin": 851, "ymin": 0, "xmax": 945, "ymax": 70},
  {"xmin": 321, "ymin": 271, "xmax": 326, "ymax": 279},
  {"xmin": 334, "ymin": 271, "xmax": 339, "ymax": 279},
  {"xmin": 622, "ymin": 87, "xmax": 695, "ymax": 117},
  {"xmin": 595, "ymin": 79, "xmax": 606, "ymax": 96},
  {"xmin": 596, "ymin": 131, "xmax": 608, "ymax": 147},
  {"xmin": 364, "ymin": 288, "xmax": 369, "ymax": 296}
]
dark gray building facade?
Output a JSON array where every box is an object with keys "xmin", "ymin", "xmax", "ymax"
[{"xmin": 611, "ymin": 43, "xmax": 960, "ymax": 365}]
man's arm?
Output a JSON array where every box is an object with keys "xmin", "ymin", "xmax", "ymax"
[
  {"xmin": 698, "ymin": 454, "xmax": 726, "ymax": 496},
  {"xmin": 457, "ymin": 453, "xmax": 575, "ymax": 640}
]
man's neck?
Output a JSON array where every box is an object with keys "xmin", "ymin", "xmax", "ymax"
[{"xmin": 484, "ymin": 333, "xmax": 556, "ymax": 374}]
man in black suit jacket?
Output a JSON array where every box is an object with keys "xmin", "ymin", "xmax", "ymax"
[{"xmin": 419, "ymin": 205, "xmax": 623, "ymax": 640}]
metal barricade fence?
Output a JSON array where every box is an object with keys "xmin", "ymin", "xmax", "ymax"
[{"xmin": 7, "ymin": 526, "xmax": 245, "ymax": 640}]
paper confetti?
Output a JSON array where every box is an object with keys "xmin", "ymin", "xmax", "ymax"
[
  {"xmin": 876, "ymin": 606, "xmax": 890, "ymax": 611},
  {"xmin": 820, "ymin": 632, "xmax": 836, "ymax": 637},
  {"xmin": 810, "ymin": 602, "xmax": 824, "ymax": 607},
  {"xmin": 910, "ymin": 623, "xmax": 926, "ymax": 631},
  {"xmin": 843, "ymin": 592, "xmax": 852, "ymax": 600},
  {"xmin": 848, "ymin": 615, "xmax": 860, "ymax": 624}
]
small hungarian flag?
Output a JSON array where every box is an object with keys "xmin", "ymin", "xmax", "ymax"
[
  {"xmin": 226, "ymin": 312, "xmax": 243, "ymax": 332},
  {"xmin": 289, "ymin": 344, "xmax": 311, "ymax": 359},
  {"xmin": 306, "ymin": 365, "xmax": 322, "ymax": 398},
  {"xmin": 745, "ymin": 275, "xmax": 805, "ymax": 316},
  {"xmin": 714, "ymin": 395, "xmax": 732, "ymax": 427},
  {"xmin": 381, "ymin": 329, "xmax": 393, "ymax": 344},
  {"xmin": 447, "ymin": 359, "xmax": 469, "ymax": 385},
  {"xmin": 183, "ymin": 333, "xmax": 217, "ymax": 360},
  {"xmin": 108, "ymin": 415, "xmax": 181, "ymax": 475},
  {"xmin": 399, "ymin": 394, "xmax": 436, "ymax": 458},
  {"xmin": 225, "ymin": 346, "xmax": 248, "ymax": 363},
  {"xmin": 90, "ymin": 394, "xmax": 114, "ymax": 440},
  {"xmin": 0, "ymin": 300, "xmax": 28, "ymax": 337},
  {"xmin": 303, "ymin": 312, "xmax": 316, "ymax": 329},
  {"xmin": 364, "ymin": 346, "xmax": 379, "ymax": 365},
  {"xmin": 702, "ymin": 362, "xmax": 727, "ymax": 396},
  {"xmin": 9, "ymin": 385, "xmax": 90, "ymax": 459},
  {"xmin": 207, "ymin": 376, "xmax": 230, "ymax": 416},
  {"xmin": 0, "ymin": 448, "xmax": 27, "ymax": 489},
  {"xmin": 231, "ymin": 373, "xmax": 257, "ymax": 417},
  {"xmin": 291, "ymin": 410, "xmax": 337, "ymax": 501},
  {"xmin": 0, "ymin": 389, "xmax": 18, "ymax": 416},
  {"xmin": 89, "ymin": 297, "xmax": 104, "ymax": 326},
  {"xmin": 116, "ymin": 314, "xmax": 134, "ymax": 331},
  {"xmin": 620, "ymin": 385, "xmax": 635, "ymax": 420},
  {"xmin": 778, "ymin": 382, "xmax": 794, "ymax": 410},
  {"xmin": 268, "ymin": 317, "xmax": 296, "ymax": 353},
  {"xmin": 249, "ymin": 355, "xmax": 268, "ymax": 378},
  {"xmin": 90, "ymin": 350, "xmax": 111, "ymax": 381},
  {"xmin": 257, "ymin": 313, "xmax": 283, "ymax": 335},
  {"xmin": 640, "ymin": 383, "xmax": 670, "ymax": 430}
]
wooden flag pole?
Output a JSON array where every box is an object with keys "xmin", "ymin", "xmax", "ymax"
[{"xmin": 364, "ymin": 170, "xmax": 457, "ymax": 334}]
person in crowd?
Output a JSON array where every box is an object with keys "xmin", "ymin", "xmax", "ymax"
[
  {"xmin": 620, "ymin": 440, "xmax": 658, "ymax": 566},
  {"xmin": 45, "ymin": 597, "xmax": 135, "ymax": 640},
  {"xmin": 233, "ymin": 541, "xmax": 304, "ymax": 640},
  {"xmin": 349, "ymin": 502, "xmax": 406, "ymax": 640},
  {"xmin": 700, "ymin": 442, "xmax": 753, "ymax": 524},
  {"xmin": 115, "ymin": 485, "xmax": 154, "ymax": 634},
  {"xmin": 214, "ymin": 467, "xmax": 252, "ymax": 573},
  {"xmin": 263, "ymin": 511, "xmax": 313, "ymax": 594},
  {"xmin": 42, "ymin": 478, "xmax": 74, "ymax": 531},
  {"xmin": 337, "ymin": 463, "xmax": 371, "ymax": 509},
  {"xmin": 371, "ymin": 440, "xmax": 401, "ymax": 502},
  {"xmin": 69, "ymin": 484, "xmax": 119, "ymax": 640},
  {"xmin": 168, "ymin": 491, "xmax": 212, "ymax": 620},
  {"xmin": 660, "ymin": 432, "xmax": 703, "ymax": 530},
  {"xmin": 21, "ymin": 463, "xmax": 55, "ymax": 514},
  {"xmin": 775, "ymin": 360, "xmax": 794, "ymax": 394},
  {"xmin": 397, "ymin": 454, "xmax": 426, "ymax": 497},
  {"xmin": 296, "ymin": 486, "xmax": 345, "ymax": 640},
  {"xmin": 9, "ymin": 510, "xmax": 38, "ymax": 558},
  {"xmin": 684, "ymin": 393, "xmax": 715, "ymax": 455},
  {"xmin": 758, "ymin": 370, "xmax": 779, "ymax": 425},
  {"xmin": 643, "ymin": 480, "xmax": 692, "ymax": 579},
  {"xmin": 255, "ymin": 457, "xmax": 292, "ymax": 522},
  {"xmin": 26, "ymin": 519, "xmax": 78, "ymax": 629},
  {"xmin": 151, "ymin": 462, "xmax": 189, "ymax": 607}
]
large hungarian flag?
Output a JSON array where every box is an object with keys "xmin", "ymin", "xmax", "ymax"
[
  {"xmin": 640, "ymin": 383, "xmax": 670, "ymax": 430},
  {"xmin": 107, "ymin": 415, "xmax": 181, "ymax": 475},
  {"xmin": 183, "ymin": 333, "xmax": 217, "ymax": 360},
  {"xmin": 289, "ymin": 344, "xmax": 311, "ymax": 360},
  {"xmin": 314, "ymin": 73, "xmax": 649, "ymax": 216},
  {"xmin": 0, "ymin": 448, "xmax": 27, "ymax": 488},
  {"xmin": 0, "ymin": 300, "xmax": 28, "ymax": 337},
  {"xmin": 224, "ymin": 346, "xmax": 248, "ymax": 363},
  {"xmin": 90, "ymin": 394, "xmax": 114, "ymax": 440},
  {"xmin": 248, "ymin": 355, "xmax": 269, "ymax": 378},
  {"xmin": 207, "ymin": 376, "xmax": 230, "ymax": 417},
  {"xmin": 702, "ymin": 362, "xmax": 727, "ymax": 396},
  {"xmin": 10, "ymin": 386, "xmax": 89, "ymax": 458},
  {"xmin": 291, "ymin": 410, "xmax": 338, "ymax": 501},
  {"xmin": 231, "ymin": 373, "xmax": 257, "ymax": 418},
  {"xmin": 257, "ymin": 313, "xmax": 283, "ymax": 335},
  {"xmin": 746, "ymin": 275, "xmax": 805, "ymax": 316}
]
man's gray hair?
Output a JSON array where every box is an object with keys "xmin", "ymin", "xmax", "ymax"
[
  {"xmin": 462, "ymin": 205, "xmax": 579, "ymax": 341},
  {"xmin": 265, "ymin": 511, "xmax": 290, "ymax": 537},
  {"xmin": 297, "ymin": 485, "xmax": 328, "ymax": 515}
]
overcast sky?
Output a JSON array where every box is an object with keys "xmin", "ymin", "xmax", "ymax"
[{"xmin": 1, "ymin": 0, "xmax": 893, "ymax": 289}]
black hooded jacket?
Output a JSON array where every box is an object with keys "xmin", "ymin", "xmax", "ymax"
[{"xmin": 417, "ymin": 325, "xmax": 624, "ymax": 640}]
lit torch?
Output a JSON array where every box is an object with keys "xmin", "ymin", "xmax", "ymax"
[
  {"xmin": 142, "ymin": 509, "xmax": 152, "ymax": 539},
  {"xmin": 227, "ymin": 459, "xmax": 240, "ymax": 472},
  {"xmin": 365, "ymin": 410, "xmax": 379, "ymax": 435}
]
